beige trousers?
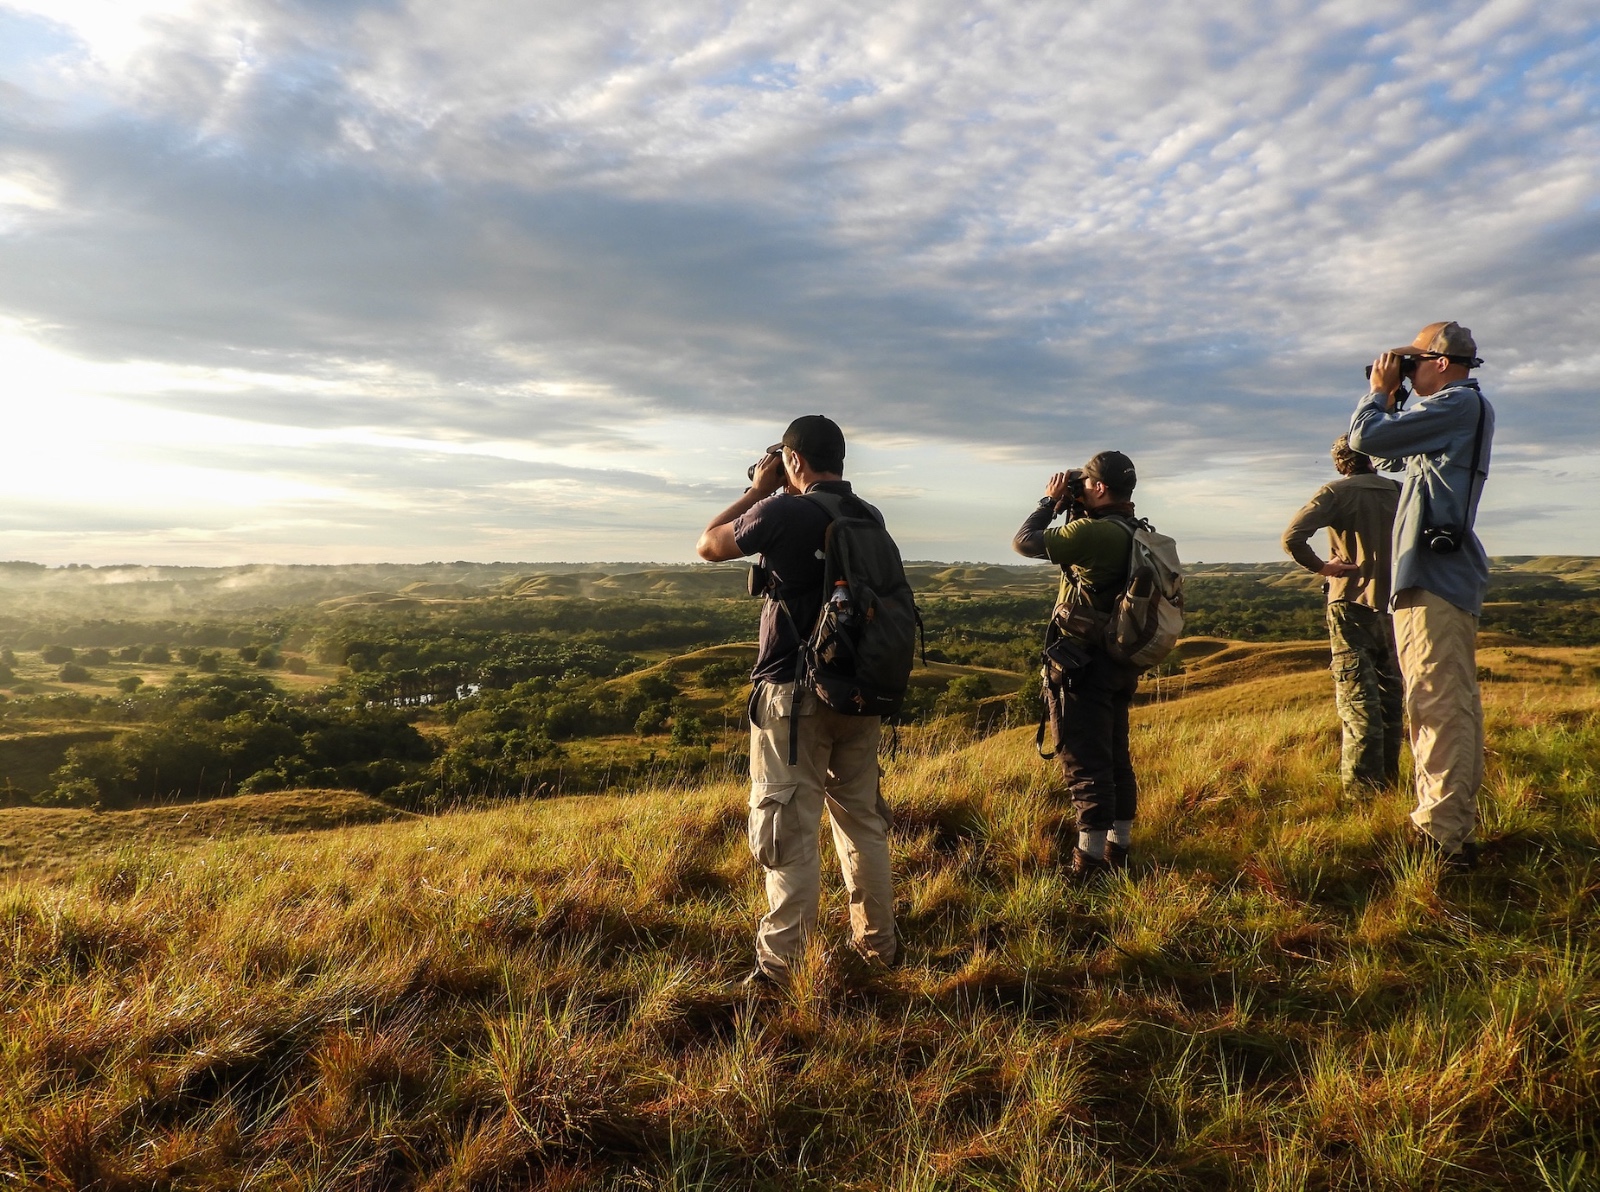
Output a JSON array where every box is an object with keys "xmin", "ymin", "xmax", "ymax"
[
  {"xmin": 1393, "ymin": 587, "xmax": 1484, "ymax": 854},
  {"xmin": 747, "ymin": 680, "xmax": 897, "ymax": 978}
]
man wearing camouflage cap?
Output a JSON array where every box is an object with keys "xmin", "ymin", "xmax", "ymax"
[
  {"xmin": 1283, "ymin": 436, "xmax": 1403, "ymax": 798},
  {"xmin": 1350, "ymin": 321, "xmax": 1494, "ymax": 869}
]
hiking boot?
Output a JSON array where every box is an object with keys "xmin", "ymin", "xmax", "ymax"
[
  {"xmin": 825, "ymin": 941, "xmax": 901, "ymax": 985},
  {"xmin": 1105, "ymin": 841, "xmax": 1130, "ymax": 872},
  {"xmin": 739, "ymin": 963, "xmax": 785, "ymax": 992},
  {"xmin": 1413, "ymin": 832, "xmax": 1479, "ymax": 872},
  {"xmin": 1066, "ymin": 847, "xmax": 1112, "ymax": 884}
]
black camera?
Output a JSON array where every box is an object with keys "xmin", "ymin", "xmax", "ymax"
[{"xmin": 1421, "ymin": 526, "xmax": 1461, "ymax": 554}]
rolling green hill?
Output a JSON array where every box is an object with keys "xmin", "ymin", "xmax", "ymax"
[{"xmin": 2, "ymin": 648, "xmax": 1597, "ymax": 1187}]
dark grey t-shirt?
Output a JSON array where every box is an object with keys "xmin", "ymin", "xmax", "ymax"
[{"xmin": 733, "ymin": 481, "xmax": 861, "ymax": 683}]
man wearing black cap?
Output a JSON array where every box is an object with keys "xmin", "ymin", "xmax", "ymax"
[
  {"xmin": 697, "ymin": 416, "xmax": 898, "ymax": 984},
  {"xmin": 1350, "ymin": 321, "xmax": 1493, "ymax": 869},
  {"xmin": 1012, "ymin": 450, "xmax": 1144, "ymax": 880}
]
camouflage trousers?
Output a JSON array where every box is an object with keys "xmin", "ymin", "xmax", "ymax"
[{"xmin": 1327, "ymin": 601, "xmax": 1404, "ymax": 795}]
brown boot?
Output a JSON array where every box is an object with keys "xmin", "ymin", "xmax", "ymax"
[
  {"xmin": 1066, "ymin": 847, "xmax": 1112, "ymax": 884},
  {"xmin": 1105, "ymin": 841, "xmax": 1129, "ymax": 872}
]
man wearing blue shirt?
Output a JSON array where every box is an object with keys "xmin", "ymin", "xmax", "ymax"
[{"xmin": 1349, "ymin": 322, "xmax": 1492, "ymax": 868}]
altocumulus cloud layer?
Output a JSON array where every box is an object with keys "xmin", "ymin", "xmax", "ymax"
[{"xmin": 0, "ymin": 0, "xmax": 1596, "ymax": 563}]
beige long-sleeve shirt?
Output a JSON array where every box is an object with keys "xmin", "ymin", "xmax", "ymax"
[{"xmin": 1282, "ymin": 473, "xmax": 1401, "ymax": 610}]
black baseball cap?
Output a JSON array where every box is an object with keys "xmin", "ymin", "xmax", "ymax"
[
  {"xmin": 768, "ymin": 414, "xmax": 846, "ymax": 466},
  {"xmin": 1083, "ymin": 450, "xmax": 1136, "ymax": 494}
]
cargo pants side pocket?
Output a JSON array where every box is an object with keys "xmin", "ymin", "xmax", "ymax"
[{"xmin": 748, "ymin": 782, "xmax": 799, "ymax": 869}]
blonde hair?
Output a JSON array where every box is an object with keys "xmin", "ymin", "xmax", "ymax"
[{"xmin": 1331, "ymin": 435, "xmax": 1373, "ymax": 476}]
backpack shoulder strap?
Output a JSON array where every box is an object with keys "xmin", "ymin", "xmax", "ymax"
[
  {"xmin": 802, "ymin": 488, "xmax": 884, "ymax": 527},
  {"xmin": 801, "ymin": 489, "xmax": 843, "ymax": 521},
  {"xmin": 1070, "ymin": 514, "xmax": 1138, "ymax": 595},
  {"xmin": 1103, "ymin": 513, "xmax": 1145, "ymax": 538}
]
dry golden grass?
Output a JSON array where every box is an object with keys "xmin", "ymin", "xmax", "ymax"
[
  {"xmin": 1, "ymin": 651, "xmax": 1597, "ymax": 1188},
  {"xmin": 0, "ymin": 790, "xmax": 412, "ymax": 881}
]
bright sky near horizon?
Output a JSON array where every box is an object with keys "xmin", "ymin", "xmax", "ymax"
[{"xmin": 1, "ymin": 0, "xmax": 1596, "ymax": 566}]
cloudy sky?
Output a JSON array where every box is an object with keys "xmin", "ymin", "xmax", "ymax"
[{"xmin": 1, "ymin": 0, "xmax": 1596, "ymax": 566}]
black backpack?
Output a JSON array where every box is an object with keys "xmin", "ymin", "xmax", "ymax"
[{"xmin": 773, "ymin": 491, "xmax": 923, "ymax": 762}]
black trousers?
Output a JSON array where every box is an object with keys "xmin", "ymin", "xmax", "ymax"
[{"xmin": 1045, "ymin": 651, "xmax": 1140, "ymax": 832}]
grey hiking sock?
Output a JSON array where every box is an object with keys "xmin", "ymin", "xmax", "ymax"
[
  {"xmin": 1111, "ymin": 820, "xmax": 1133, "ymax": 849},
  {"xmin": 1077, "ymin": 829, "xmax": 1108, "ymax": 859}
]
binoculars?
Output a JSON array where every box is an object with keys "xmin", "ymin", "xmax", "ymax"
[{"xmin": 1364, "ymin": 356, "xmax": 1420, "ymax": 382}]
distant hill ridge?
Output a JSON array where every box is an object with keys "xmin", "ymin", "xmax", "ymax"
[{"xmin": 1, "ymin": 557, "xmax": 1595, "ymax": 618}]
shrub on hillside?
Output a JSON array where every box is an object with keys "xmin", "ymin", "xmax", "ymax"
[
  {"xmin": 40, "ymin": 645, "xmax": 73, "ymax": 664},
  {"xmin": 140, "ymin": 645, "xmax": 171, "ymax": 664},
  {"xmin": 196, "ymin": 651, "xmax": 221, "ymax": 673},
  {"xmin": 117, "ymin": 645, "xmax": 143, "ymax": 662},
  {"xmin": 938, "ymin": 673, "xmax": 995, "ymax": 713},
  {"xmin": 698, "ymin": 658, "xmax": 746, "ymax": 688},
  {"xmin": 80, "ymin": 647, "xmax": 112, "ymax": 666},
  {"xmin": 31, "ymin": 777, "xmax": 100, "ymax": 808},
  {"xmin": 116, "ymin": 676, "xmax": 144, "ymax": 694},
  {"xmin": 431, "ymin": 727, "xmax": 564, "ymax": 797},
  {"xmin": 57, "ymin": 663, "xmax": 91, "ymax": 683},
  {"xmin": 670, "ymin": 712, "xmax": 709, "ymax": 747},
  {"xmin": 1010, "ymin": 679, "xmax": 1045, "ymax": 726}
]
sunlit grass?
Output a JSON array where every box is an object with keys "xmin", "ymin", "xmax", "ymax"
[{"xmin": 1, "ymin": 667, "xmax": 1597, "ymax": 1187}]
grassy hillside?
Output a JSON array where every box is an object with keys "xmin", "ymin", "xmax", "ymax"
[
  {"xmin": 0, "ymin": 789, "xmax": 411, "ymax": 881},
  {"xmin": 2, "ymin": 649, "xmax": 1597, "ymax": 1188}
]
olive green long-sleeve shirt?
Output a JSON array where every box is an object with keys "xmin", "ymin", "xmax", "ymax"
[
  {"xmin": 1013, "ymin": 498, "xmax": 1134, "ymax": 612},
  {"xmin": 1281, "ymin": 473, "xmax": 1401, "ymax": 610}
]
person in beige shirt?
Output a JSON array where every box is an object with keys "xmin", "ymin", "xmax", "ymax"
[{"xmin": 1283, "ymin": 436, "xmax": 1403, "ymax": 797}]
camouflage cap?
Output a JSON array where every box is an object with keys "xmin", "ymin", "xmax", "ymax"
[{"xmin": 1387, "ymin": 321, "xmax": 1479, "ymax": 360}]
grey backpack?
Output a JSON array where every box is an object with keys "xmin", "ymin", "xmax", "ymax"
[{"xmin": 1100, "ymin": 515, "xmax": 1184, "ymax": 670}]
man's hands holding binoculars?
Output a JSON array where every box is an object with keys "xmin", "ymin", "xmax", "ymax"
[
  {"xmin": 1367, "ymin": 351, "xmax": 1424, "ymax": 411},
  {"xmin": 1044, "ymin": 469, "xmax": 1086, "ymax": 514},
  {"xmin": 1368, "ymin": 352, "xmax": 1409, "ymax": 410},
  {"xmin": 747, "ymin": 449, "xmax": 788, "ymax": 497}
]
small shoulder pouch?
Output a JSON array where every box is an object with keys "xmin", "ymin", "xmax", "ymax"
[{"xmin": 1041, "ymin": 602, "xmax": 1098, "ymax": 687}]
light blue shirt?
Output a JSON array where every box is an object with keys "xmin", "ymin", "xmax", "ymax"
[{"xmin": 1348, "ymin": 379, "xmax": 1493, "ymax": 616}]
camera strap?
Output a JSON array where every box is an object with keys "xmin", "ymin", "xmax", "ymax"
[{"xmin": 1456, "ymin": 389, "xmax": 1487, "ymax": 543}]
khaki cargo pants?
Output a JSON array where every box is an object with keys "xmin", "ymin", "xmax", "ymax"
[
  {"xmin": 747, "ymin": 680, "xmax": 897, "ymax": 979},
  {"xmin": 1393, "ymin": 587, "xmax": 1484, "ymax": 854}
]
